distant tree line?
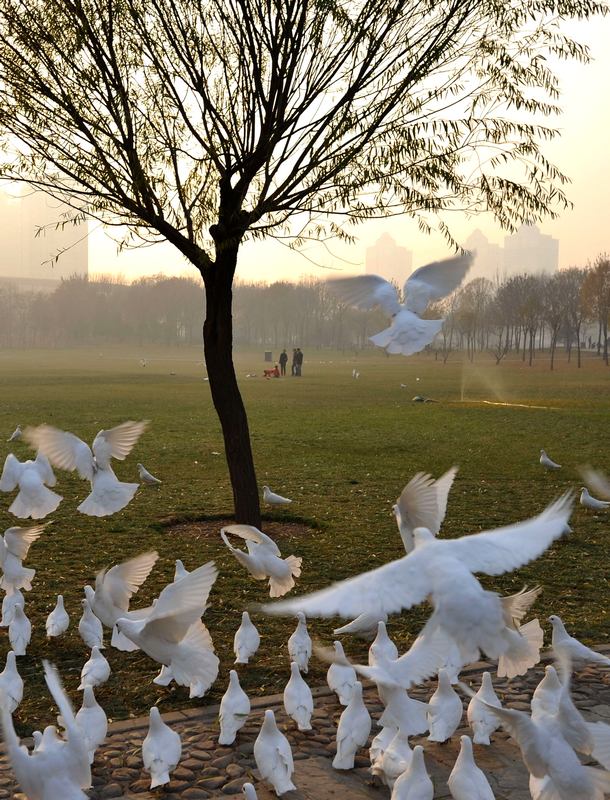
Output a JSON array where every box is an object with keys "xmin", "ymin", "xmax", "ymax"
[{"xmin": 1, "ymin": 257, "xmax": 609, "ymax": 370}]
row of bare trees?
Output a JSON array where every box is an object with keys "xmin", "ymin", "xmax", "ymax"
[{"xmin": 1, "ymin": 257, "xmax": 609, "ymax": 367}]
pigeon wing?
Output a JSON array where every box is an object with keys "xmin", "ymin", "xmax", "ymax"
[
  {"xmin": 33, "ymin": 452, "xmax": 57, "ymax": 486},
  {"xmin": 92, "ymin": 420, "xmax": 149, "ymax": 468},
  {"xmin": 261, "ymin": 551, "xmax": 430, "ymax": 619},
  {"xmin": 404, "ymin": 253, "xmax": 473, "ymax": 315},
  {"xmin": 442, "ymin": 493, "xmax": 573, "ymax": 576},
  {"xmin": 97, "ymin": 551, "xmax": 159, "ymax": 612},
  {"xmin": 501, "ymin": 586, "xmax": 543, "ymax": 627},
  {"xmin": 396, "ymin": 466, "xmax": 458, "ymax": 537},
  {"xmin": 4, "ymin": 523, "xmax": 49, "ymax": 560},
  {"xmin": 24, "ymin": 425, "xmax": 94, "ymax": 480},
  {"xmin": 222, "ymin": 524, "xmax": 281, "ymax": 556},
  {"xmin": 579, "ymin": 466, "xmax": 610, "ymax": 500},
  {"xmin": 325, "ymin": 275, "xmax": 401, "ymax": 316},
  {"xmin": 0, "ymin": 454, "xmax": 22, "ymax": 492},
  {"xmin": 142, "ymin": 561, "xmax": 218, "ymax": 643}
]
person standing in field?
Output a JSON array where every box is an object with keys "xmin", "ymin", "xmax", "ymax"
[
  {"xmin": 279, "ymin": 349, "xmax": 288, "ymax": 376},
  {"xmin": 295, "ymin": 348, "xmax": 303, "ymax": 376},
  {"xmin": 291, "ymin": 348, "xmax": 298, "ymax": 376}
]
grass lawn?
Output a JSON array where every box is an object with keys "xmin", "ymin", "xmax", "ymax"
[{"xmin": 0, "ymin": 344, "xmax": 609, "ymax": 733}]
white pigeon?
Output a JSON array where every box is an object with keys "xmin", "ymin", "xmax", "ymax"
[
  {"xmin": 24, "ymin": 420, "xmax": 148, "ymax": 517},
  {"xmin": 427, "ymin": 669, "xmax": 463, "ymax": 743},
  {"xmin": 393, "ymin": 466, "xmax": 458, "ymax": 552},
  {"xmin": 72, "ymin": 686, "xmax": 108, "ymax": 764},
  {"xmin": 78, "ymin": 646, "xmax": 111, "ymax": 689},
  {"xmin": 370, "ymin": 725, "xmax": 398, "ymax": 769},
  {"xmin": 580, "ymin": 487, "xmax": 610, "ymax": 511},
  {"xmin": 327, "ymin": 641, "xmax": 358, "ymax": 705},
  {"xmin": 0, "ymin": 651, "xmax": 23, "ymax": 713},
  {"xmin": 7, "ymin": 425, "xmax": 21, "ymax": 442},
  {"xmin": 263, "ymin": 494, "xmax": 572, "ymax": 678},
  {"xmin": 390, "ymin": 744, "xmax": 433, "ymax": 800},
  {"xmin": 142, "ymin": 707, "xmax": 182, "ymax": 789},
  {"xmin": 242, "ymin": 783, "xmax": 259, "ymax": 799},
  {"xmin": 373, "ymin": 729, "xmax": 413, "ymax": 789},
  {"xmin": 325, "ymin": 253, "xmax": 473, "ymax": 356},
  {"xmin": 283, "ymin": 661, "xmax": 313, "ymax": 731},
  {"xmin": 46, "ymin": 595, "xmax": 70, "ymax": 638},
  {"xmin": 549, "ymin": 615, "xmax": 610, "ymax": 666},
  {"xmin": 0, "ymin": 660, "xmax": 91, "ymax": 800},
  {"xmin": 287, "ymin": 612, "xmax": 312, "ymax": 673},
  {"xmin": 253, "ymin": 709, "xmax": 296, "ymax": 795},
  {"xmin": 467, "ymin": 672, "xmax": 502, "ymax": 745},
  {"xmin": 138, "ymin": 463, "xmax": 161, "ymax": 485},
  {"xmin": 234, "ymin": 610, "xmax": 260, "ymax": 664},
  {"xmin": 540, "ymin": 449, "xmax": 561, "ymax": 469},
  {"xmin": 9, "ymin": 604, "xmax": 31, "ymax": 655},
  {"xmin": 448, "ymin": 735, "xmax": 495, "ymax": 800},
  {"xmin": 262, "ymin": 485, "xmax": 292, "ymax": 505},
  {"xmin": 1, "ymin": 588, "xmax": 24, "ymax": 626},
  {"xmin": 218, "ymin": 670, "xmax": 251, "ymax": 745},
  {"xmin": 369, "ymin": 621, "xmax": 399, "ymax": 665},
  {"xmin": 78, "ymin": 599, "xmax": 104, "ymax": 649},
  {"xmin": 460, "ymin": 680, "xmax": 610, "ymax": 800},
  {"xmin": 334, "ymin": 609, "xmax": 388, "ymax": 640},
  {"xmin": 173, "ymin": 559, "xmax": 189, "ymax": 581},
  {"xmin": 221, "ymin": 524, "xmax": 302, "ymax": 598},
  {"xmin": 115, "ymin": 562, "xmax": 219, "ymax": 698},
  {"xmin": 0, "ymin": 452, "xmax": 61, "ymax": 519},
  {"xmin": 0, "ymin": 522, "xmax": 49, "ymax": 593},
  {"xmin": 333, "ymin": 681, "xmax": 372, "ymax": 770},
  {"xmin": 84, "ymin": 550, "xmax": 159, "ymax": 652}
]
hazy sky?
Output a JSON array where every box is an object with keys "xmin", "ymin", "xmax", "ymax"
[{"xmin": 89, "ymin": 16, "xmax": 610, "ymax": 284}]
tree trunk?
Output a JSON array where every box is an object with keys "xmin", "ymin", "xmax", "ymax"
[{"xmin": 202, "ymin": 242, "xmax": 262, "ymax": 527}]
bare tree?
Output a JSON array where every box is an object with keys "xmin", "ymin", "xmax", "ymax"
[
  {"xmin": 559, "ymin": 267, "xmax": 587, "ymax": 367},
  {"xmin": 0, "ymin": 0, "xmax": 602, "ymax": 523}
]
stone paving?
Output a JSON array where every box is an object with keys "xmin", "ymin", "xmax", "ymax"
[{"xmin": 5, "ymin": 647, "xmax": 610, "ymax": 799}]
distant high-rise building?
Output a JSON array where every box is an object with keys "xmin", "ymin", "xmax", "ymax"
[
  {"xmin": 365, "ymin": 233, "xmax": 412, "ymax": 286},
  {"xmin": 503, "ymin": 224, "xmax": 558, "ymax": 276},
  {"xmin": 0, "ymin": 186, "xmax": 88, "ymax": 291},
  {"xmin": 463, "ymin": 229, "xmax": 503, "ymax": 282}
]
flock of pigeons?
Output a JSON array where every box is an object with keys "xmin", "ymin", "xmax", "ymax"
[{"xmin": 1, "ymin": 429, "xmax": 610, "ymax": 799}]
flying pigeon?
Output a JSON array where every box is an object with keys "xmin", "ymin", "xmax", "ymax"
[
  {"xmin": 46, "ymin": 595, "xmax": 70, "ymax": 638},
  {"xmin": 7, "ymin": 426, "xmax": 21, "ymax": 443},
  {"xmin": 137, "ymin": 463, "xmax": 161, "ymax": 485},
  {"xmin": 115, "ymin": 562, "xmax": 219, "ymax": 698},
  {"xmin": 334, "ymin": 610, "xmax": 388, "ymax": 640},
  {"xmin": 467, "ymin": 672, "xmax": 502, "ymax": 745},
  {"xmin": 540, "ymin": 449, "xmax": 561, "ymax": 469},
  {"xmin": 325, "ymin": 253, "xmax": 473, "ymax": 356},
  {"xmin": 392, "ymin": 466, "xmax": 458, "ymax": 552},
  {"xmin": 427, "ymin": 669, "xmax": 463, "ymax": 743},
  {"xmin": 0, "ymin": 651, "xmax": 23, "ymax": 713},
  {"xmin": 0, "ymin": 522, "xmax": 50, "ymax": 593},
  {"xmin": 262, "ymin": 485, "xmax": 292, "ymax": 506},
  {"xmin": 447, "ymin": 735, "xmax": 496, "ymax": 800},
  {"xmin": 78, "ymin": 646, "xmax": 110, "ymax": 689},
  {"xmin": 24, "ymin": 420, "xmax": 148, "ymax": 516},
  {"xmin": 580, "ymin": 487, "xmax": 610, "ymax": 511},
  {"xmin": 84, "ymin": 550, "xmax": 159, "ymax": 652},
  {"xmin": 0, "ymin": 453, "xmax": 61, "ymax": 519},
  {"xmin": 287, "ymin": 612, "xmax": 312, "ymax": 673},
  {"xmin": 9, "ymin": 604, "xmax": 31, "ymax": 656},
  {"xmin": 218, "ymin": 670, "xmax": 251, "ymax": 746},
  {"xmin": 221, "ymin": 524, "xmax": 302, "ymax": 597},
  {"xmin": 233, "ymin": 611, "xmax": 260, "ymax": 664},
  {"xmin": 142, "ymin": 707, "xmax": 182, "ymax": 789},
  {"xmin": 283, "ymin": 662, "xmax": 313, "ymax": 731},
  {"xmin": 549, "ymin": 615, "xmax": 610, "ymax": 666},
  {"xmin": 263, "ymin": 494, "xmax": 572, "ymax": 677},
  {"xmin": 333, "ymin": 681, "xmax": 372, "ymax": 770},
  {"xmin": 253, "ymin": 709, "xmax": 296, "ymax": 795},
  {"xmin": 391, "ymin": 744, "xmax": 433, "ymax": 800},
  {"xmin": 78, "ymin": 599, "xmax": 104, "ymax": 650}
]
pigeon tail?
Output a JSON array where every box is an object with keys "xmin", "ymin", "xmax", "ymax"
[
  {"xmin": 497, "ymin": 618, "xmax": 543, "ymax": 679},
  {"xmin": 0, "ymin": 567, "xmax": 35, "ymax": 594},
  {"xmin": 269, "ymin": 556, "xmax": 302, "ymax": 598},
  {"xmin": 332, "ymin": 749, "xmax": 357, "ymax": 770},
  {"xmin": 111, "ymin": 625, "xmax": 139, "ymax": 652},
  {"xmin": 586, "ymin": 766, "xmax": 610, "ymax": 795},
  {"xmin": 370, "ymin": 316, "xmax": 443, "ymax": 356},
  {"xmin": 169, "ymin": 621, "xmax": 219, "ymax": 698},
  {"xmin": 77, "ymin": 479, "xmax": 139, "ymax": 517},
  {"xmin": 588, "ymin": 721, "xmax": 610, "ymax": 769},
  {"xmin": 149, "ymin": 768, "xmax": 171, "ymax": 789},
  {"xmin": 9, "ymin": 486, "xmax": 61, "ymax": 519}
]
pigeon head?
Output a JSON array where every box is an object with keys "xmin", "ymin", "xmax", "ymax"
[
  {"xmin": 83, "ymin": 585, "xmax": 95, "ymax": 605},
  {"xmin": 547, "ymin": 615, "xmax": 560, "ymax": 625},
  {"xmin": 137, "ymin": 463, "xmax": 144, "ymax": 469},
  {"xmin": 459, "ymin": 734, "xmax": 473, "ymax": 753},
  {"xmin": 149, "ymin": 706, "xmax": 163, "ymax": 728},
  {"xmin": 262, "ymin": 708, "xmax": 278, "ymax": 731},
  {"xmin": 296, "ymin": 611, "xmax": 306, "ymax": 624},
  {"xmin": 5, "ymin": 651, "xmax": 16, "ymax": 669},
  {"xmin": 83, "ymin": 685, "xmax": 97, "ymax": 706},
  {"xmin": 412, "ymin": 527, "xmax": 435, "ymax": 547}
]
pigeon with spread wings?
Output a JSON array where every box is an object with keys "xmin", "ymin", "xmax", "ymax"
[
  {"xmin": 0, "ymin": 452, "xmax": 61, "ymax": 519},
  {"xmin": 264, "ymin": 494, "xmax": 572, "ymax": 678},
  {"xmin": 326, "ymin": 253, "xmax": 472, "ymax": 356},
  {"xmin": 24, "ymin": 420, "xmax": 148, "ymax": 517},
  {"xmin": 393, "ymin": 466, "xmax": 458, "ymax": 553},
  {"xmin": 0, "ymin": 522, "xmax": 51, "ymax": 593}
]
